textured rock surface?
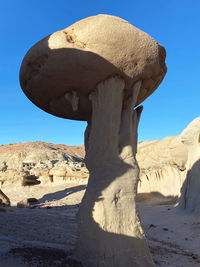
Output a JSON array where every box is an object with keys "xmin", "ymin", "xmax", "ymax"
[
  {"xmin": 137, "ymin": 136, "xmax": 188, "ymax": 197},
  {"xmin": 74, "ymin": 77, "xmax": 154, "ymax": 267},
  {"xmin": 0, "ymin": 189, "xmax": 10, "ymax": 206},
  {"xmin": 0, "ymin": 142, "xmax": 88, "ymax": 190},
  {"xmin": 178, "ymin": 117, "xmax": 200, "ymax": 213},
  {"xmin": 20, "ymin": 14, "xmax": 167, "ymax": 120}
]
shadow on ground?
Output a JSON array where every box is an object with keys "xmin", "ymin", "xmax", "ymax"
[
  {"xmin": 137, "ymin": 192, "xmax": 178, "ymax": 205},
  {"xmin": 39, "ymin": 185, "xmax": 86, "ymax": 203},
  {"xmin": 2, "ymin": 247, "xmax": 83, "ymax": 267}
]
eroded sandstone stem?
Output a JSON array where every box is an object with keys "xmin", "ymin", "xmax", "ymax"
[{"xmin": 74, "ymin": 76, "xmax": 154, "ymax": 267}]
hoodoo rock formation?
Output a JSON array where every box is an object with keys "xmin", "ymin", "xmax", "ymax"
[{"xmin": 20, "ymin": 15, "xmax": 167, "ymax": 267}]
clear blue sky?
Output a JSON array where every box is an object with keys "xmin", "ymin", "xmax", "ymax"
[{"xmin": 0, "ymin": 0, "xmax": 199, "ymax": 145}]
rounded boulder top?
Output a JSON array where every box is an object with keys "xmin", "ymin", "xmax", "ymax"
[{"xmin": 20, "ymin": 14, "xmax": 167, "ymax": 121}]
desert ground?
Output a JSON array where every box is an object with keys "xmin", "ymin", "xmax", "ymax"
[{"xmin": 0, "ymin": 181, "xmax": 200, "ymax": 266}]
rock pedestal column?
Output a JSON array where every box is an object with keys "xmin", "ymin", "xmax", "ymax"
[{"xmin": 74, "ymin": 76, "xmax": 154, "ymax": 267}]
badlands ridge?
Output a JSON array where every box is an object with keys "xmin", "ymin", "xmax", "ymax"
[{"xmin": 0, "ymin": 135, "xmax": 188, "ymax": 199}]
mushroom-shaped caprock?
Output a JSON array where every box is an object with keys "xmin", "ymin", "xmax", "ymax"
[
  {"xmin": 20, "ymin": 14, "xmax": 167, "ymax": 121},
  {"xmin": 20, "ymin": 15, "xmax": 167, "ymax": 267}
]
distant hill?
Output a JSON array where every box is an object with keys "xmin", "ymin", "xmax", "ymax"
[{"xmin": 0, "ymin": 141, "xmax": 88, "ymax": 189}]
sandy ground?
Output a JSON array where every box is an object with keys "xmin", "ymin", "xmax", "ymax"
[
  {"xmin": 0, "ymin": 181, "xmax": 200, "ymax": 267},
  {"xmin": 138, "ymin": 194, "xmax": 200, "ymax": 267}
]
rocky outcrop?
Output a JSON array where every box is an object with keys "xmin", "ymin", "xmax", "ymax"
[
  {"xmin": 137, "ymin": 136, "xmax": 188, "ymax": 197},
  {"xmin": 0, "ymin": 189, "xmax": 10, "ymax": 206},
  {"xmin": 0, "ymin": 142, "xmax": 88, "ymax": 189},
  {"xmin": 137, "ymin": 117, "xmax": 200, "ymax": 202},
  {"xmin": 178, "ymin": 117, "xmax": 200, "ymax": 213}
]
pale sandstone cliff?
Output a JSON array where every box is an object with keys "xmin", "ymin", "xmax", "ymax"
[{"xmin": 137, "ymin": 136, "xmax": 188, "ymax": 197}]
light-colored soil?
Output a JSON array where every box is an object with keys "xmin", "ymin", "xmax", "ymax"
[
  {"xmin": 138, "ymin": 200, "xmax": 200, "ymax": 266},
  {"xmin": 0, "ymin": 180, "xmax": 199, "ymax": 266}
]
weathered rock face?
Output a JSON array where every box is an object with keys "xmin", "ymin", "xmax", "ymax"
[
  {"xmin": 137, "ymin": 136, "xmax": 188, "ymax": 197},
  {"xmin": 74, "ymin": 77, "xmax": 154, "ymax": 267},
  {"xmin": 178, "ymin": 117, "xmax": 200, "ymax": 214},
  {"xmin": 0, "ymin": 142, "xmax": 88, "ymax": 189},
  {"xmin": 0, "ymin": 189, "xmax": 10, "ymax": 206},
  {"xmin": 20, "ymin": 14, "xmax": 167, "ymax": 121}
]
